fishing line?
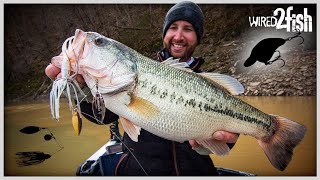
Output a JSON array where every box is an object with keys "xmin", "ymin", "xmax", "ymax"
[
  {"xmin": 53, "ymin": 35, "xmax": 147, "ymax": 174},
  {"xmin": 75, "ymin": 82, "xmax": 97, "ymax": 105},
  {"xmin": 69, "ymin": 81, "xmax": 84, "ymax": 119},
  {"xmin": 57, "ymin": 79, "xmax": 148, "ymax": 174},
  {"xmin": 80, "ymin": 111, "xmax": 148, "ymax": 176},
  {"xmin": 113, "ymin": 132, "xmax": 149, "ymax": 176},
  {"xmin": 58, "ymin": 47, "xmax": 148, "ymax": 175},
  {"xmin": 45, "ymin": 128, "xmax": 64, "ymax": 150}
]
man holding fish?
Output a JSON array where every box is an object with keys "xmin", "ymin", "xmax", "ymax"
[
  {"xmin": 45, "ymin": 1, "xmax": 305, "ymax": 175},
  {"xmin": 45, "ymin": 1, "xmax": 239, "ymax": 175}
]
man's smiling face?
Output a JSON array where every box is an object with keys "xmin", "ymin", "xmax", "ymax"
[{"xmin": 163, "ymin": 20, "xmax": 198, "ymax": 62}]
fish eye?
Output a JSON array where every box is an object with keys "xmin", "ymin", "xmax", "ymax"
[{"xmin": 94, "ymin": 37, "xmax": 106, "ymax": 47}]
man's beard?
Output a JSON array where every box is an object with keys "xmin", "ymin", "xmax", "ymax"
[{"xmin": 168, "ymin": 41, "xmax": 196, "ymax": 62}]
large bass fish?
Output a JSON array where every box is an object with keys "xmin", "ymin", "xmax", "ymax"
[{"xmin": 49, "ymin": 29, "xmax": 306, "ymax": 171}]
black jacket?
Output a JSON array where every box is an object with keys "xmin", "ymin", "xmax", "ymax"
[{"xmin": 81, "ymin": 49, "xmax": 219, "ymax": 176}]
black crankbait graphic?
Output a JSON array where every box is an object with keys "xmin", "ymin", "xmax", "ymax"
[{"xmin": 244, "ymin": 30, "xmax": 304, "ymax": 67}]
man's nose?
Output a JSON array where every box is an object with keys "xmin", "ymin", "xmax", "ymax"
[{"xmin": 173, "ymin": 29, "xmax": 184, "ymax": 41}]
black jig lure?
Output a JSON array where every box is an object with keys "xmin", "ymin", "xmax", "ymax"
[
  {"xmin": 244, "ymin": 30, "xmax": 304, "ymax": 68},
  {"xmin": 15, "ymin": 151, "xmax": 51, "ymax": 167}
]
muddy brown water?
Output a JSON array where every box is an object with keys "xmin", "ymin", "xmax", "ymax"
[{"xmin": 4, "ymin": 96, "xmax": 316, "ymax": 176}]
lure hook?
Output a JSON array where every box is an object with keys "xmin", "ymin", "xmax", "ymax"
[
  {"xmin": 266, "ymin": 50, "xmax": 285, "ymax": 68},
  {"xmin": 285, "ymin": 29, "xmax": 304, "ymax": 44}
]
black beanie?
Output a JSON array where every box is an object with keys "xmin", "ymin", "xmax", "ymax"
[{"xmin": 163, "ymin": 1, "xmax": 204, "ymax": 44}]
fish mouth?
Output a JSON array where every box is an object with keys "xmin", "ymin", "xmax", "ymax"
[
  {"xmin": 58, "ymin": 29, "xmax": 88, "ymax": 72},
  {"xmin": 71, "ymin": 29, "xmax": 88, "ymax": 59}
]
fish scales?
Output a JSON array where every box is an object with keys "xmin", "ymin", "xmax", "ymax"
[{"xmin": 132, "ymin": 53, "xmax": 274, "ymax": 140}]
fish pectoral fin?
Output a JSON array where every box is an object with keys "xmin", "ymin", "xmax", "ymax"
[
  {"xmin": 128, "ymin": 95, "xmax": 160, "ymax": 119},
  {"xmin": 119, "ymin": 117, "xmax": 141, "ymax": 142},
  {"xmin": 195, "ymin": 139, "xmax": 230, "ymax": 156},
  {"xmin": 198, "ymin": 73, "xmax": 244, "ymax": 95}
]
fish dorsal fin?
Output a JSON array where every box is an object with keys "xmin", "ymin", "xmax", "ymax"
[
  {"xmin": 119, "ymin": 117, "xmax": 141, "ymax": 142},
  {"xmin": 161, "ymin": 58, "xmax": 244, "ymax": 95},
  {"xmin": 199, "ymin": 73, "xmax": 244, "ymax": 95},
  {"xmin": 161, "ymin": 57, "xmax": 193, "ymax": 72},
  {"xmin": 128, "ymin": 95, "xmax": 160, "ymax": 119},
  {"xmin": 195, "ymin": 139, "xmax": 230, "ymax": 156},
  {"xmin": 161, "ymin": 57, "xmax": 181, "ymax": 65}
]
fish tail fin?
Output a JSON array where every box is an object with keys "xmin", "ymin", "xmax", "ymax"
[{"xmin": 258, "ymin": 115, "xmax": 306, "ymax": 171}]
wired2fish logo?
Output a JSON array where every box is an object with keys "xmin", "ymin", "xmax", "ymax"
[{"xmin": 249, "ymin": 6, "xmax": 312, "ymax": 32}]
